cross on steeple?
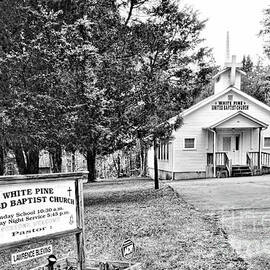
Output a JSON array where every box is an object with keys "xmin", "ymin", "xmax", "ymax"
[{"xmin": 225, "ymin": 55, "xmax": 242, "ymax": 86}]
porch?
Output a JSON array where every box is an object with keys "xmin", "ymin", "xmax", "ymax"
[
  {"xmin": 207, "ymin": 151, "xmax": 270, "ymax": 177},
  {"xmin": 205, "ymin": 111, "xmax": 270, "ymax": 178}
]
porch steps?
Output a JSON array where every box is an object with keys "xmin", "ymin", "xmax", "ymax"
[{"xmin": 232, "ymin": 165, "xmax": 252, "ymax": 177}]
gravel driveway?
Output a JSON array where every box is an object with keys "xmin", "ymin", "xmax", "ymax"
[{"xmin": 170, "ymin": 175, "xmax": 270, "ymax": 269}]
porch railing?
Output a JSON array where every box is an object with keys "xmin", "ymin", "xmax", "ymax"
[
  {"xmin": 247, "ymin": 151, "xmax": 270, "ymax": 168},
  {"xmin": 216, "ymin": 152, "xmax": 226, "ymax": 166},
  {"xmin": 207, "ymin": 151, "xmax": 270, "ymax": 176},
  {"xmin": 247, "ymin": 152, "xmax": 259, "ymax": 168},
  {"xmin": 246, "ymin": 152, "xmax": 254, "ymax": 170},
  {"xmin": 262, "ymin": 152, "xmax": 270, "ymax": 167},
  {"xmin": 207, "ymin": 152, "xmax": 231, "ymax": 176}
]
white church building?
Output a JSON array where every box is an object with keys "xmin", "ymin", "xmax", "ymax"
[{"xmin": 148, "ymin": 54, "xmax": 270, "ymax": 180}]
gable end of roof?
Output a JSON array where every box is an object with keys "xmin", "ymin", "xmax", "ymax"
[{"xmin": 168, "ymin": 87, "xmax": 270, "ymax": 125}]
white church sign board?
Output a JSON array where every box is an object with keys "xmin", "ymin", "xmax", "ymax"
[
  {"xmin": 0, "ymin": 180, "xmax": 77, "ymax": 245},
  {"xmin": 0, "ymin": 172, "xmax": 88, "ymax": 270}
]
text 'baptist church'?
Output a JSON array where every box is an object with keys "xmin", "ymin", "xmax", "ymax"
[{"xmin": 211, "ymin": 100, "xmax": 249, "ymax": 111}]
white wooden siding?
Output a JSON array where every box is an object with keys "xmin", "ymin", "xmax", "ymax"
[
  {"xmin": 170, "ymin": 90, "xmax": 270, "ymax": 172},
  {"xmin": 147, "ymin": 143, "xmax": 173, "ymax": 172}
]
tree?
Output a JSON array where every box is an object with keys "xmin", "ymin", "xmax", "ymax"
[
  {"xmin": 0, "ymin": 0, "xmax": 91, "ymax": 174},
  {"xmin": 0, "ymin": 0, "xmax": 138, "ymax": 179},
  {"xmin": 241, "ymin": 59, "xmax": 270, "ymax": 105},
  {"xmin": 242, "ymin": 55, "xmax": 254, "ymax": 73},
  {"xmin": 0, "ymin": 1, "xmax": 58, "ymax": 173},
  {"xmin": 121, "ymin": 0, "xmax": 214, "ymax": 187},
  {"xmin": 261, "ymin": 6, "xmax": 270, "ymax": 58},
  {"xmin": 68, "ymin": 1, "xmax": 135, "ymax": 182},
  {"xmin": 46, "ymin": 0, "xmax": 138, "ymax": 182},
  {"xmin": 0, "ymin": 0, "xmax": 214, "ymax": 182}
]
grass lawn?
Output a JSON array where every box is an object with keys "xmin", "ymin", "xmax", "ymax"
[{"xmin": 84, "ymin": 182, "xmax": 248, "ymax": 269}]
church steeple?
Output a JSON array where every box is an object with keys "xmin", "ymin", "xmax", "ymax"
[
  {"xmin": 225, "ymin": 55, "xmax": 242, "ymax": 86},
  {"xmin": 212, "ymin": 33, "xmax": 246, "ymax": 94},
  {"xmin": 225, "ymin": 31, "xmax": 230, "ymax": 63},
  {"xmin": 224, "ymin": 31, "xmax": 242, "ymax": 86}
]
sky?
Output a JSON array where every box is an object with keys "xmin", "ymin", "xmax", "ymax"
[{"xmin": 181, "ymin": 0, "xmax": 270, "ymax": 65}]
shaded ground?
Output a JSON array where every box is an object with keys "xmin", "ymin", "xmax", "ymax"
[
  {"xmin": 83, "ymin": 179, "xmax": 247, "ymax": 269},
  {"xmin": 170, "ymin": 175, "xmax": 270, "ymax": 269}
]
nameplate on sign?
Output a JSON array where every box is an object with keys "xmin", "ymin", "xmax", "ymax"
[
  {"xmin": 211, "ymin": 100, "xmax": 249, "ymax": 110},
  {"xmin": 11, "ymin": 245, "xmax": 52, "ymax": 264}
]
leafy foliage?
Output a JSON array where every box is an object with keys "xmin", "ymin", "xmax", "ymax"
[
  {"xmin": 242, "ymin": 55, "xmax": 254, "ymax": 73},
  {"xmin": 241, "ymin": 58, "xmax": 270, "ymax": 105},
  {"xmin": 0, "ymin": 1, "xmax": 71, "ymax": 173},
  {"xmin": 260, "ymin": 7, "xmax": 270, "ymax": 58},
  {"xmin": 0, "ymin": 0, "xmax": 215, "ymax": 180}
]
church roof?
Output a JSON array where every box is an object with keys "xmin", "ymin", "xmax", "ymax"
[
  {"xmin": 206, "ymin": 111, "xmax": 268, "ymax": 129},
  {"xmin": 169, "ymin": 86, "xmax": 270, "ymax": 124},
  {"xmin": 212, "ymin": 67, "xmax": 246, "ymax": 80}
]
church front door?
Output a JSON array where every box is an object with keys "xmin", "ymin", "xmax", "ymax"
[{"xmin": 219, "ymin": 134, "xmax": 241, "ymax": 165}]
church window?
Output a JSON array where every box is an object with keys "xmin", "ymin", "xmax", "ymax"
[
  {"xmin": 264, "ymin": 137, "xmax": 270, "ymax": 148},
  {"xmin": 235, "ymin": 135, "xmax": 240, "ymax": 150},
  {"xmin": 228, "ymin": 94, "xmax": 233, "ymax": 101},
  {"xmin": 184, "ymin": 138, "xmax": 196, "ymax": 150}
]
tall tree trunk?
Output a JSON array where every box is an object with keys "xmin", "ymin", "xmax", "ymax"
[
  {"xmin": 26, "ymin": 148, "xmax": 39, "ymax": 174},
  {"xmin": 143, "ymin": 147, "xmax": 148, "ymax": 176},
  {"xmin": 14, "ymin": 145, "xmax": 27, "ymax": 174},
  {"xmin": 129, "ymin": 151, "xmax": 132, "ymax": 176},
  {"xmin": 139, "ymin": 139, "xmax": 144, "ymax": 176},
  {"xmin": 153, "ymin": 137, "xmax": 159, "ymax": 189},
  {"xmin": 86, "ymin": 147, "xmax": 96, "ymax": 182},
  {"xmin": 0, "ymin": 145, "xmax": 5, "ymax": 175},
  {"xmin": 117, "ymin": 152, "xmax": 121, "ymax": 178},
  {"xmin": 139, "ymin": 140, "xmax": 148, "ymax": 177},
  {"xmin": 50, "ymin": 146, "xmax": 62, "ymax": 173}
]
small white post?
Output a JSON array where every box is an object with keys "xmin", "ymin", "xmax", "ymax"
[{"xmin": 213, "ymin": 130, "xmax": 216, "ymax": 178}]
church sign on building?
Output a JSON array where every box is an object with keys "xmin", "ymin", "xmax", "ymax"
[
  {"xmin": 211, "ymin": 100, "xmax": 249, "ymax": 111},
  {"xmin": 0, "ymin": 180, "xmax": 77, "ymax": 245}
]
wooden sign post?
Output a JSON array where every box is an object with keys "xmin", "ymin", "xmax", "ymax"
[{"xmin": 0, "ymin": 172, "xmax": 88, "ymax": 270}]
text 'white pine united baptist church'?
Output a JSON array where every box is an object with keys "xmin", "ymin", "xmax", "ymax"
[{"xmin": 148, "ymin": 39, "xmax": 270, "ymax": 180}]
